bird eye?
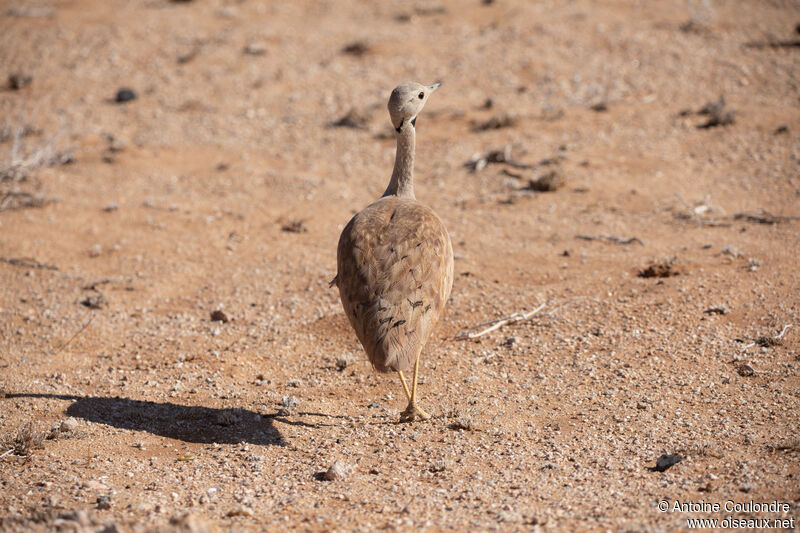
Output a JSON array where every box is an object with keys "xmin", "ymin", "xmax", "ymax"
[{"xmin": 418, "ymin": 92, "xmax": 424, "ymax": 99}]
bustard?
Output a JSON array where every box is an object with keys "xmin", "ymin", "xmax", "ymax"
[{"xmin": 331, "ymin": 81, "xmax": 454, "ymax": 422}]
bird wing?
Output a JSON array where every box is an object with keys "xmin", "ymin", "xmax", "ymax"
[{"xmin": 336, "ymin": 197, "xmax": 453, "ymax": 372}]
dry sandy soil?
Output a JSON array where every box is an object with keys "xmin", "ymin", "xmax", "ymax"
[{"xmin": 1, "ymin": 0, "xmax": 799, "ymax": 531}]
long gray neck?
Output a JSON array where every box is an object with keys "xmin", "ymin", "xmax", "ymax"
[{"xmin": 382, "ymin": 122, "xmax": 415, "ymax": 199}]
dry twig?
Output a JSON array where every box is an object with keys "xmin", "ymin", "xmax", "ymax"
[
  {"xmin": 50, "ymin": 314, "xmax": 96, "ymax": 357},
  {"xmin": 0, "ymin": 191, "xmax": 52, "ymax": 212},
  {"xmin": 464, "ymin": 145, "xmax": 531, "ymax": 173},
  {"xmin": 733, "ymin": 210, "xmax": 800, "ymax": 225},
  {"xmin": 575, "ymin": 234, "xmax": 643, "ymax": 245},
  {"xmin": 741, "ymin": 324, "xmax": 793, "ymax": 351},
  {"xmin": 0, "ymin": 256, "xmax": 58, "ymax": 270},
  {"xmin": 456, "ymin": 303, "xmax": 546, "ymax": 340}
]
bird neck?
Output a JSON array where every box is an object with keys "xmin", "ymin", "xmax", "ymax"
[{"xmin": 383, "ymin": 123, "xmax": 415, "ymax": 199}]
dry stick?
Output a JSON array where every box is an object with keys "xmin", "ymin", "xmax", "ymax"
[
  {"xmin": 774, "ymin": 324, "xmax": 793, "ymax": 340},
  {"xmin": 0, "ymin": 449, "xmax": 13, "ymax": 459},
  {"xmin": 0, "ymin": 256, "xmax": 58, "ymax": 270},
  {"xmin": 51, "ymin": 314, "xmax": 95, "ymax": 357},
  {"xmin": 741, "ymin": 324, "xmax": 793, "ymax": 352},
  {"xmin": 576, "ymin": 234, "xmax": 643, "ymax": 245},
  {"xmin": 456, "ymin": 303, "xmax": 546, "ymax": 340},
  {"xmin": 733, "ymin": 211, "xmax": 800, "ymax": 224}
]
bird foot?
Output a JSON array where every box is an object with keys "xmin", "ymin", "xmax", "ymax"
[{"xmin": 399, "ymin": 403, "xmax": 430, "ymax": 423}]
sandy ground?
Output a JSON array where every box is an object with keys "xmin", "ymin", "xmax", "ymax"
[{"xmin": 1, "ymin": 0, "xmax": 799, "ymax": 531}]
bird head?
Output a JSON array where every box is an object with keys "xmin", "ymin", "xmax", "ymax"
[{"xmin": 388, "ymin": 81, "xmax": 441, "ymax": 133}]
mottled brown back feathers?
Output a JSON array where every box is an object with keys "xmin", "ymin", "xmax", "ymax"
[{"xmin": 334, "ymin": 196, "xmax": 454, "ymax": 372}]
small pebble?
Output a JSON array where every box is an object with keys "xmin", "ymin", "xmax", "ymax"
[
  {"xmin": 336, "ymin": 353, "xmax": 358, "ymax": 371},
  {"xmin": 429, "ymin": 459, "xmax": 449, "ymax": 472},
  {"xmin": 243, "ymin": 43, "xmax": 267, "ymax": 56},
  {"xmin": 227, "ymin": 506, "xmax": 254, "ymax": 517},
  {"xmin": 114, "ymin": 88, "xmax": 137, "ymax": 103},
  {"xmin": 323, "ymin": 460, "xmax": 350, "ymax": 481},
  {"xmin": 60, "ymin": 418, "xmax": 78, "ymax": 433},
  {"xmin": 210, "ymin": 309, "xmax": 229, "ymax": 323},
  {"xmin": 527, "ymin": 170, "xmax": 565, "ymax": 192},
  {"xmin": 737, "ymin": 364, "xmax": 755, "ymax": 377},
  {"xmin": 9, "ymin": 73, "xmax": 32, "ymax": 90},
  {"xmin": 501, "ymin": 336, "xmax": 518, "ymax": 347},
  {"xmin": 96, "ymin": 496, "xmax": 112, "ymax": 510},
  {"xmin": 83, "ymin": 480, "xmax": 108, "ymax": 491},
  {"xmin": 81, "ymin": 292, "xmax": 107, "ymax": 309}
]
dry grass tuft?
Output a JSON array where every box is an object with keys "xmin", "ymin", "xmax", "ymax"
[
  {"xmin": 0, "ymin": 111, "xmax": 73, "ymax": 185},
  {"xmin": 638, "ymin": 257, "xmax": 680, "ymax": 278},
  {"xmin": 0, "ymin": 421, "xmax": 55, "ymax": 457}
]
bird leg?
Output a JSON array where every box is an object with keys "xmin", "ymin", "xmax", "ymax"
[
  {"xmin": 399, "ymin": 351, "xmax": 430, "ymax": 422},
  {"xmin": 397, "ymin": 371, "xmax": 411, "ymax": 401}
]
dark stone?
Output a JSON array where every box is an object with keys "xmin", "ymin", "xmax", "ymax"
[
  {"xmin": 80, "ymin": 292, "xmax": 107, "ymax": 309},
  {"xmin": 653, "ymin": 454, "xmax": 681, "ymax": 472},
  {"xmin": 526, "ymin": 170, "xmax": 565, "ymax": 192},
  {"xmin": 210, "ymin": 310, "xmax": 229, "ymax": 323},
  {"xmin": 341, "ymin": 41, "xmax": 369, "ymax": 56},
  {"xmin": 96, "ymin": 495, "xmax": 112, "ymax": 510},
  {"xmin": 114, "ymin": 88, "xmax": 137, "ymax": 103},
  {"xmin": 9, "ymin": 73, "xmax": 32, "ymax": 90}
]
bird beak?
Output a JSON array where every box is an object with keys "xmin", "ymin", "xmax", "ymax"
[{"xmin": 426, "ymin": 82, "xmax": 441, "ymax": 92}]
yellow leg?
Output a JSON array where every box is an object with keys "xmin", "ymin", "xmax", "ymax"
[
  {"xmin": 397, "ymin": 371, "xmax": 411, "ymax": 401},
  {"xmin": 399, "ymin": 351, "xmax": 430, "ymax": 422}
]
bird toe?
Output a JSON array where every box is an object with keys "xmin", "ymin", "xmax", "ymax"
[{"xmin": 399, "ymin": 403, "xmax": 431, "ymax": 423}]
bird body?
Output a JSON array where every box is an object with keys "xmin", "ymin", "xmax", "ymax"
[
  {"xmin": 334, "ymin": 196, "xmax": 453, "ymax": 373},
  {"xmin": 332, "ymin": 81, "xmax": 451, "ymax": 421}
]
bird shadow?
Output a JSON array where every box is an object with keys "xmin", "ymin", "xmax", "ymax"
[{"xmin": 4, "ymin": 393, "xmax": 285, "ymax": 446}]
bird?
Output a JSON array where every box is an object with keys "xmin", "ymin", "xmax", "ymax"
[{"xmin": 331, "ymin": 81, "xmax": 454, "ymax": 422}]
